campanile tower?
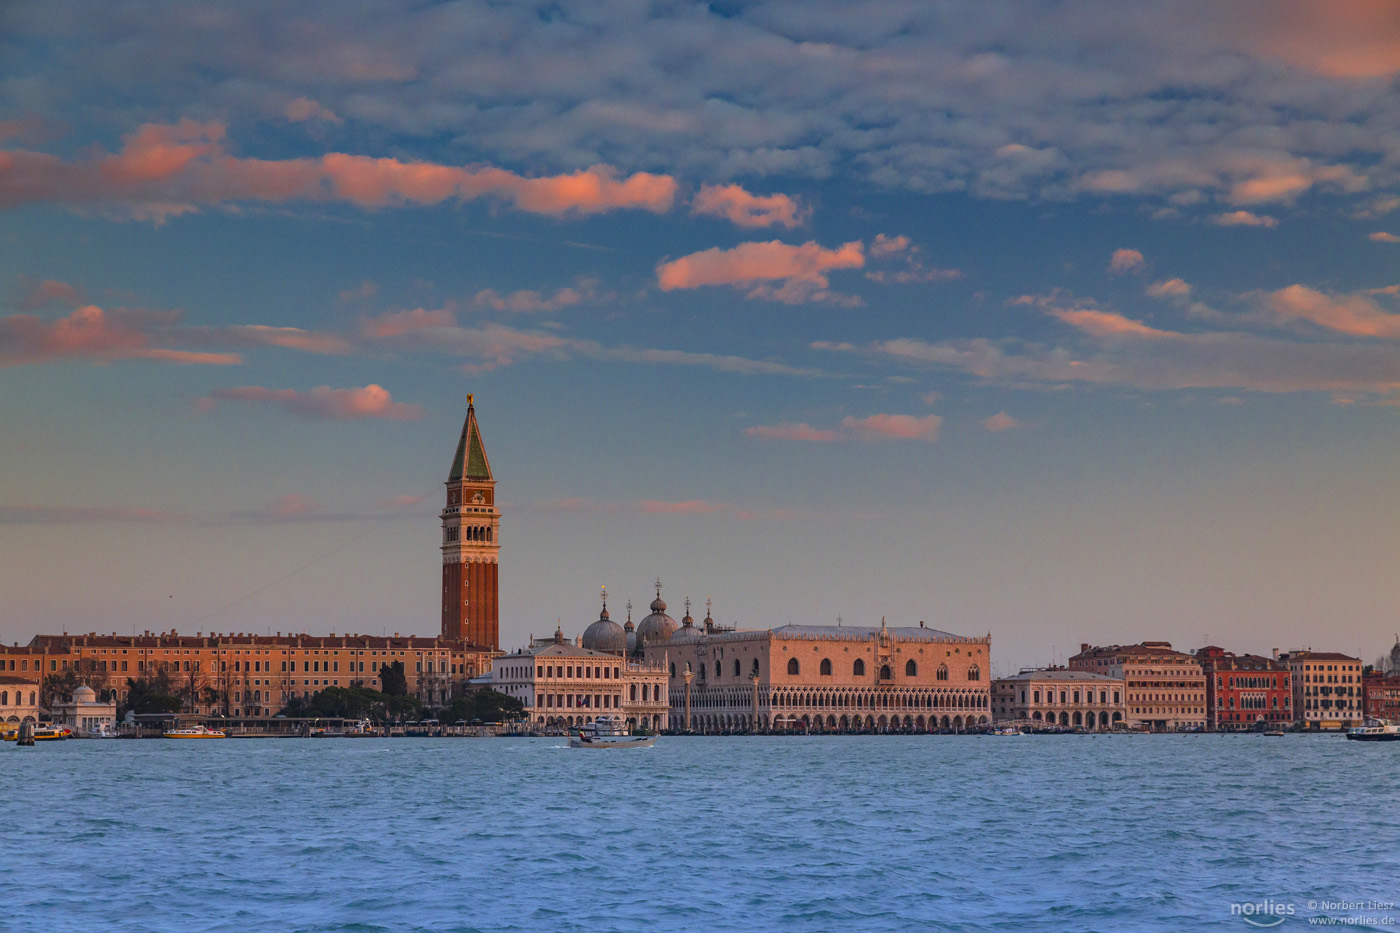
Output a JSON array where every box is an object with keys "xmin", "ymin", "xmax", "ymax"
[{"xmin": 441, "ymin": 395, "xmax": 499, "ymax": 650}]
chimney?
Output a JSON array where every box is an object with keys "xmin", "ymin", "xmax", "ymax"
[
  {"xmin": 1272, "ymin": 648, "xmax": 1279, "ymax": 660},
  {"xmin": 1081, "ymin": 643, "xmax": 1090, "ymax": 653}
]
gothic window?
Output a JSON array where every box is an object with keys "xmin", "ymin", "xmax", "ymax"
[
  {"xmin": 820, "ymin": 659, "xmax": 832, "ymax": 676},
  {"xmin": 968, "ymin": 666, "xmax": 981, "ymax": 682},
  {"xmin": 937, "ymin": 665, "xmax": 948, "ymax": 681},
  {"xmin": 670, "ymin": 663, "xmax": 676, "ymax": 677},
  {"xmin": 787, "ymin": 658, "xmax": 800, "ymax": 676},
  {"xmin": 880, "ymin": 665, "xmax": 892, "ymax": 680},
  {"xmin": 905, "ymin": 660, "xmax": 917, "ymax": 677},
  {"xmin": 700, "ymin": 663, "xmax": 707, "ymax": 679},
  {"xmin": 854, "ymin": 659, "xmax": 866, "ymax": 676},
  {"xmin": 734, "ymin": 659, "xmax": 741, "ymax": 677},
  {"xmin": 487, "ymin": 528, "xmax": 492, "ymax": 542},
  {"xmin": 752, "ymin": 658, "xmax": 760, "ymax": 675}
]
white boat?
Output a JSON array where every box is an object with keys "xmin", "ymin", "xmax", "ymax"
[
  {"xmin": 569, "ymin": 715, "xmax": 656, "ymax": 749},
  {"xmin": 163, "ymin": 724, "xmax": 227, "ymax": 739},
  {"xmin": 1346, "ymin": 720, "xmax": 1400, "ymax": 742},
  {"xmin": 82, "ymin": 722, "xmax": 117, "ymax": 739},
  {"xmin": 989, "ymin": 726, "xmax": 1022, "ymax": 736}
]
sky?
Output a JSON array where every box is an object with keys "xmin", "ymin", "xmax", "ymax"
[{"xmin": 2, "ymin": 1, "xmax": 1399, "ymax": 673}]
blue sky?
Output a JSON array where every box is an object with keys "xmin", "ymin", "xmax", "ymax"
[{"xmin": 3, "ymin": 2, "xmax": 1400, "ymax": 671}]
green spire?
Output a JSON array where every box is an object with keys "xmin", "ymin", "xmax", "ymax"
[{"xmin": 448, "ymin": 395, "xmax": 492, "ymax": 482}]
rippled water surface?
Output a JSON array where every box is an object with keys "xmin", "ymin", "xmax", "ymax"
[{"xmin": 3, "ymin": 735, "xmax": 1398, "ymax": 932}]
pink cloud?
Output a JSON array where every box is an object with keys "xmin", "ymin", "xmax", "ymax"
[
  {"xmin": 1108, "ymin": 248, "xmax": 1145, "ymax": 275},
  {"xmin": 0, "ymin": 304, "xmax": 241, "ymax": 367},
  {"xmin": 656, "ymin": 239, "xmax": 865, "ymax": 304},
  {"xmin": 17, "ymin": 277, "xmax": 83, "ymax": 310},
  {"xmin": 840, "ymin": 413, "xmax": 942, "ymax": 441},
  {"xmin": 202, "ymin": 384, "xmax": 424, "ymax": 420},
  {"xmin": 472, "ymin": 280, "xmax": 600, "ymax": 314},
  {"xmin": 0, "ymin": 120, "xmax": 678, "ymax": 218},
  {"xmin": 744, "ymin": 422, "xmax": 842, "ymax": 442},
  {"xmin": 359, "ymin": 306, "xmax": 458, "ymax": 338},
  {"xmin": 1052, "ymin": 308, "xmax": 1174, "ymax": 339},
  {"xmin": 0, "ymin": 504, "xmax": 191, "ymax": 525},
  {"xmin": 982, "ymin": 412, "xmax": 1021, "ymax": 433},
  {"xmin": 220, "ymin": 325, "xmax": 351, "ymax": 354},
  {"xmin": 864, "ymin": 234, "xmax": 961, "ymax": 284},
  {"xmin": 869, "ymin": 234, "xmax": 912, "ymax": 258},
  {"xmin": 747, "ymin": 413, "xmax": 941, "ymax": 442},
  {"xmin": 638, "ymin": 499, "xmax": 730, "ymax": 516},
  {"xmin": 690, "ymin": 183, "xmax": 807, "ymax": 228},
  {"xmin": 1146, "ymin": 278, "xmax": 1192, "ymax": 299},
  {"xmin": 285, "ymin": 97, "xmax": 342, "ymax": 124},
  {"xmin": 1237, "ymin": 3, "xmax": 1400, "ymax": 78},
  {"xmin": 264, "ymin": 494, "xmax": 322, "ymax": 519},
  {"xmin": 1262, "ymin": 284, "xmax": 1400, "ymax": 338},
  {"xmin": 1370, "ymin": 231, "xmax": 1400, "ymax": 243},
  {"xmin": 1212, "ymin": 210, "xmax": 1279, "ymax": 227}
]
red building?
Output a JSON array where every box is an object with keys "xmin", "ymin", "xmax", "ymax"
[
  {"xmin": 440, "ymin": 395, "xmax": 500, "ymax": 651},
  {"xmin": 1196, "ymin": 646, "xmax": 1292, "ymax": 731},
  {"xmin": 1362, "ymin": 671, "xmax": 1400, "ymax": 722}
]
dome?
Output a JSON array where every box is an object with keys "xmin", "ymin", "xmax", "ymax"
[
  {"xmin": 72, "ymin": 685, "xmax": 97, "ymax": 703},
  {"xmin": 581, "ymin": 601, "xmax": 627, "ymax": 655},
  {"xmin": 635, "ymin": 582, "xmax": 678, "ymax": 648}
]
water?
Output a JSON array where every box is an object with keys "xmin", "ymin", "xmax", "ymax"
[{"xmin": 3, "ymin": 735, "xmax": 1397, "ymax": 932}]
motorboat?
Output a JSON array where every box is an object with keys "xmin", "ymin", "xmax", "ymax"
[
  {"xmin": 989, "ymin": 725, "xmax": 1022, "ymax": 736},
  {"xmin": 1263, "ymin": 730, "xmax": 1286, "ymax": 737},
  {"xmin": 32, "ymin": 722, "xmax": 72, "ymax": 741},
  {"xmin": 1345, "ymin": 720, "xmax": 1400, "ymax": 742},
  {"xmin": 163, "ymin": 724, "xmax": 227, "ymax": 739},
  {"xmin": 569, "ymin": 715, "xmax": 656, "ymax": 749},
  {"xmin": 82, "ymin": 722, "xmax": 117, "ymax": 739}
]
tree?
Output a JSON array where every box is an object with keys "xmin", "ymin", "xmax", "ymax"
[
  {"xmin": 119, "ymin": 670, "xmax": 182, "ymax": 718},
  {"xmin": 278, "ymin": 685, "xmax": 422, "ymax": 723},
  {"xmin": 443, "ymin": 688, "xmax": 525, "ymax": 723},
  {"xmin": 379, "ymin": 661, "xmax": 408, "ymax": 696}
]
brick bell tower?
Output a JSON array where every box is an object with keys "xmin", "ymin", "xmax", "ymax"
[{"xmin": 441, "ymin": 395, "xmax": 499, "ymax": 650}]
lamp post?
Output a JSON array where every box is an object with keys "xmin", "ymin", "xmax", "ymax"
[
  {"xmin": 750, "ymin": 671, "xmax": 760, "ymax": 734},
  {"xmin": 682, "ymin": 668, "xmax": 694, "ymax": 733}
]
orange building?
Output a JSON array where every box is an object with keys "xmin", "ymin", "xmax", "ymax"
[{"xmin": 13, "ymin": 632, "xmax": 492, "ymax": 716}]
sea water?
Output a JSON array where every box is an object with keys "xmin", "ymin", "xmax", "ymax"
[{"xmin": 3, "ymin": 734, "xmax": 1397, "ymax": 932}]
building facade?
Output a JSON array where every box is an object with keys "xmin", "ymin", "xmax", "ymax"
[
  {"xmin": 1281, "ymin": 650, "xmax": 1363, "ymax": 730},
  {"xmin": 1069, "ymin": 642, "xmax": 1206, "ymax": 731},
  {"xmin": 492, "ymin": 622, "xmax": 669, "ymax": 731},
  {"xmin": 15, "ymin": 632, "xmax": 494, "ymax": 717},
  {"xmin": 441, "ymin": 395, "xmax": 500, "ymax": 651},
  {"xmin": 1196, "ymin": 646, "xmax": 1292, "ymax": 731},
  {"xmin": 1362, "ymin": 671, "xmax": 1400, "ymax": 722},
  {"xmin": 52, "ymin": 684, "xmax": 117, "ymax": 735},
  {"xmin": 991, "ymin": 669, "xmax": 1126, "ymax": 730},
  {"xmin": 0, "ymin": 675, "xmax": 42, "ymax": 723},
  {"xmin": 639, "ymin": 595, "xmax": 991, "ymax": 733}
]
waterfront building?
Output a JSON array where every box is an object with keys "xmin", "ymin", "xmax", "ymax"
[
  {"xmin": 491, "ymin": 605, "xmax": 669, "ymax": 731},
  {"xmin": 1069, "ymin": 642, "xmax": 1206, "ymax": 731},
  {"xmin": 51, "ymin": 684, "xmax": 116, "ymax": 736},
  {"xmin": 1195, "ymin": 646, "xmax": 1292, "ymax": 731},
  {"xmin": 1280, "ymin": 650, "xmax": 1363, "ymax": 730},
  {"xmin": 15, "ymin": 631, "xmax": 493, "ymax": 717},
  {"xmin": 1362, "ymin": 670, "xmax": 1400, "ymax": 722},
  {"xmin": 441, "ymin": 395, "xmax": 501, "ymax": 651},
  {"xmin": 639, "ymin": 589, "xmax": 991, "ymax": 733},
  {"xmin": 0, "ymin": 674, "xmax": 42, "ymax": 723},
  {"xmin": 991, "ymin": 669, "xmax": 1125, "ymax": 730}
]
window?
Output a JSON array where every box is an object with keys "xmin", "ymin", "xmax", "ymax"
[
  {"xmin": 734, "ymin": 659, "xmax": 741, "ymax": 677},
  {"xmin": 854, "ymin": 659, "xmax": 866, "ymax": 676},
  {"xmin": 969, "ymin": 666, "xmax": 981, "ymax": 682},
  {"xmin": 880, "ymin": 664, "xmax": 892, "ymax": 680},
  {"xmin": 787, "ymin": 658, "xmax": 800, "ymax": 676},
  {"xmin": 937, "ymin": 665, "xmax": 948, "ymax": 682},
  {"xmin": 905, "ymin": 660, "xmax": 917, "ymax": 677},
  {"xmin": 820, "ymin": 658, "xmax": 832, "ymax": 676}
]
